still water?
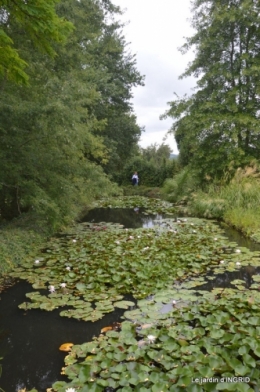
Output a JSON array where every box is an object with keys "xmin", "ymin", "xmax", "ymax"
[
  {"xmin": 0, "ymin": 209, "xmax": 161, "ymax": 392},
  {"xmin": 0, "ymin": 209, "xmax": 259, "ymax": 391}
]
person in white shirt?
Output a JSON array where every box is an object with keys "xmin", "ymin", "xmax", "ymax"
[{"xmin": 132, "ymin": 171, "xmax": 139, "ymax": 186}]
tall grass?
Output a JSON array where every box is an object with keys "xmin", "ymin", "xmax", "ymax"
[
  {"xmin": 162, "ymin": 163, "xmax": 260, "ymax": 241},
  {"xmin": 162, "ymin": 168, "xmax": 198, "ymax": 203}
]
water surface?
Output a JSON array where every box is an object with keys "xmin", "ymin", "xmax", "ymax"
[{"xmin": 0, "ymin": 208, "xmax": 259, "ymax": 391}]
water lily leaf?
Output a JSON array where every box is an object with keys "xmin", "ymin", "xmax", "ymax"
[
  {"xmin": 39, "ymin": 302, "xmax": 56, "ymax": 311},
  {"xmin": 228, "ymin": 358, "xmax": 249, "ymax": 375},
  {"xmin": 113, "ymin": 300, "xmax": 135, "ymax": 309},
  {"xmin": 216, "ymin": 383, "xmax": 237, "ymax": 391},
  {"xmin": 247, "ymin": 316, "xmax": 260, "ymax": 326},
  {"xmin": 75, "ymin": 283, "xmax": 86, "ymax": 292},
  {"xmin": 51, "ymin": 381, "xmax": 68, "ymax": 389}
]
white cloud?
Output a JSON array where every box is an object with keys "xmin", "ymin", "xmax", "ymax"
[{"xmin": 113, "ymin": 0, "xmax": 197, "ymax": 153}]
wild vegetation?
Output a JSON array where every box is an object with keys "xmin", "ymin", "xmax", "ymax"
[
  {"xmin": 9, "ymin": 196, "xmax": 260, "ymax": 391},
  {"xmin": 162, "ymin": 162, "xmax": 260, "ymax": 243},
  {"xmin": 117, "ymin": 143, "xmax": 177, "ymax": 187},
  {"xmin": 161, "ymin": 0, "xmax": 260, "ymax": 242},
  {"xmin": 1, "ymin": 0, "xmax": 260, "ymax": 390},
  {"xmin": 0, "ymin": 0, "xmax": 143, "ymax": 226},
  {"xmin": 0, "ymin": 0, "xmax": 145, "ymax": 274}
]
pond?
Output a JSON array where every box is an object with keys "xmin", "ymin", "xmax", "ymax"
[
  {"xmin": 0, "ymin": 209, "xmax": 163, "ymax": 392},
  {"xmin": 0, "ymin": 206, "xmax": 260, "ymax": 391}
]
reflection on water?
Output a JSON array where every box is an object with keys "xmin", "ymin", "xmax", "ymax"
[
  {"xmin": 81, "ymin": 207, "xmax": 164, "ymax": 229},
  {"xmin": 219, "ymin": 222, "xmax": 260, "ymax": 252},
  {"xmin": 0, "ymin": 208, "xmax": 260, "ymax": 391},
  {"xmin": 199, "ymin": 265, "xmax": 260, "ymax": 291}
]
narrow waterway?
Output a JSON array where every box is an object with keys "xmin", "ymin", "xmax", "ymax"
[{"xmin": 0, "ymin": 209, "xmax": 259, "ymax": 392}]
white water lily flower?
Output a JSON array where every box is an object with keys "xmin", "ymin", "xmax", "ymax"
[
  {"xmin": 72, "ymin": 239, "xmax": 77, "ymax": 243},
  {"xmin": 115, "ymin": 240, "xmax": 120, "ymax": 245},
  {"xmin": 236, "ymin": 262, "xmax": 241, "ymax": 266},
  {"xmin": 220, "ymin": 260, "xmax": 225, "ymax": 264},
  {"xmin": 172, "ymin": 300, "xmax": 177, "ymax": 305},
  {"xmin": 142, "ymin": 246, "xmax": 149, "ymax": 251},
  {"xmin": 49, "ymin": 285, "xmax": 55, "ymax": 293},
  {"xmin": 147, "ymin": 335, "xmax": 156, "ymax": 343},
  {"xmin": 60, "ymin": 283, "xmax": 66, "ymax": 288},
  {"xmin": 193, "ymin": 230, "xmax": 197, "ymax": 233},
  {"xmin": 235, "ymin": 249, "xmax": 241, "ymax": 253},
  {"xmin": 214, "ymin": 238, "xmax": 218, "ymax": 240},
  {"xmin": 66, "ymin": 266, "xmax": 71, "ymax": 271},
  {"xmin": 137, "ymin": 235, "xmax": 141, "ymax": 238},
  {"xmin": 34, "ymin": 260, "xmax": 40, "ymax": 264},
  {"xmin": 129, "ymin": 235, "xmax": 134, "ymax": 240},
  {"xmin": 66, "ymin": 388, "xmax": 76, "ymax": 392}
]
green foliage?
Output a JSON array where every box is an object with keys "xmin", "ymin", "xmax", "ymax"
[
  {"xmin": 0, "ymin": 0, "xmax": 141, "ymax": 229},
  {"xmin": 119, "ymin": 144, "xmax": 177, "ymax": 187},
  {"xmin": 171, "ymin": 164, "xmax": 260, "ymax": 240},
  {"xmin": 56, "ymin": 288, "xmax": 260, "ymax": 391},
  {"xmin": 10, "ymin": 198, "xmax": 243, "ymax": 320},
  {"xmin": 92, "ymin": 195, "xmax": 176, "ymax": 214},
  {"xmin": 162, "ymin": 167, "xmax": 199, "ymax": 203},
  {"xmin": 0, "ymin": 0, "xmax": 73, "ymax": 84},
  {"xmin": 0, "ymin": 212, "xmax": 52, "ymax": 274},
  {"xmin": 224, "ymin": 207, "xmax": 260, "ymax": 237},
  {"xmin": 4, "ymin": 195, "xmax": 260, "ymax": 392},
  {"xmin": 162, "ymin": 0, "xmax": 260, "ymax": 180},
  {"xmin": 122, "ymin": 186, "xmax": 162, "ymax": 199},
  {"xmin": 189, "ymin": 193, "xmax": 226, "ymax": 219},
  {"xmin": 12, "ymin": 196, "xmax": 260, "ymax": 391}
]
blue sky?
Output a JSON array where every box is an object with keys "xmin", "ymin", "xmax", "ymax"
[{"xmin": 113, "ymin": 0, "xmax": 196, "ymax": 153}]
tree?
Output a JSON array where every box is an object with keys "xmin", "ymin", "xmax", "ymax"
[
  {"xmin": 118, "ymin": 143, "xmax": 176, "ymax": 187},
  {"xmin": 55, "ymin": 0, "xmax": 144, "ymax": 175},
  {"xmin": 0, "ymin": 0, "xmax": 73, "ymax": 85},
  {"xmin": 0, "ymin": 0, "xmax": 144, "ymax": 226},
  {"xmin": 162, "ymin": 0, "xmax": 260, "ymax": 180}
]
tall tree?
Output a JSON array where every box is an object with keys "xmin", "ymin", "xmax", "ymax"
[
  {"xmin": 56, "ymin": 0, "xmax": 144, "ymax": 174},
  {"xmin": 0, "ymin": 0, "xmax": 143, "ymax": 225},
  {"xmin": 0, "ymin": 0, "xmax": 73, "ymax": 85},
  {"xmin": 162, "ymin": 0, "xmax": 260, "ymax": 179}
]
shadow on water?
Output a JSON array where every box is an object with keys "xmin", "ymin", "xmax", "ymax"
[
  {"xmin": 0, "ymin": 281, "xmax": 131, "ymax": 392},
  {"xmin": 0, "ymin": 208, "xmax": 260, "ymax": 391}
]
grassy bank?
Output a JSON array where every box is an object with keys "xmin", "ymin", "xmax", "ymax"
[{"xmin": 162, "ymin": 164, "xmax": 260, "ymax": 243}]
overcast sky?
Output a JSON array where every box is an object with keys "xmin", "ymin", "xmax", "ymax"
[{"xmin": 112, "ymin": 0, "xmax": 196, "ymax": 153}]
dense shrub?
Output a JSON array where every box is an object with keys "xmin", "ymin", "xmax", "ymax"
[{"xmin": 118, "ymin": 156, "xmax": 177, "ymax": 187}]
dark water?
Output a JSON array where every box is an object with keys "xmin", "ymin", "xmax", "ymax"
[
  {"xmin": 0, "ymin": 208, "xmax": 259, "ymax": 391},
  {"xmin": 0, "ymin": 208, "xmax": 159, "ymax": 392},
  {"xmin": 0, "ymin": 281, "xmax": 129, "ymax": 392},
  {"xmin": 81, "ymin": 207, "xmax": 164, "ymax": 229}
]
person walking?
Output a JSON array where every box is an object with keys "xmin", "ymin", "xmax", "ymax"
[{"xmin": 132, "ymin": 171, "xmax": 139, "ymax": 186}]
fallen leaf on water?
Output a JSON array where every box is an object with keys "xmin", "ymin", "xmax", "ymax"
[
  {"xmin": 59, "ymin": 342, "xmax": 74, "ymax": 352},
  {"xmin": 101, "ymin": 326, "xmax": 113, "ymax": 333}
]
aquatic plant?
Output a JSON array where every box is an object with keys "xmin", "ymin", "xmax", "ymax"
[
  {"xmin": 48, "ymin": 287, "xmax": 260, "ymax": 391},
  {"xmin": 10, "ymin": 197, "xmax": 260, "ymax": 391},
  {"xmin": 10, "ymin": 216, "xmax": 252, "ymax": 323},
  {"xmin": 91, "ymin": 196, "xmax": 176, "ymax": 215}
]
